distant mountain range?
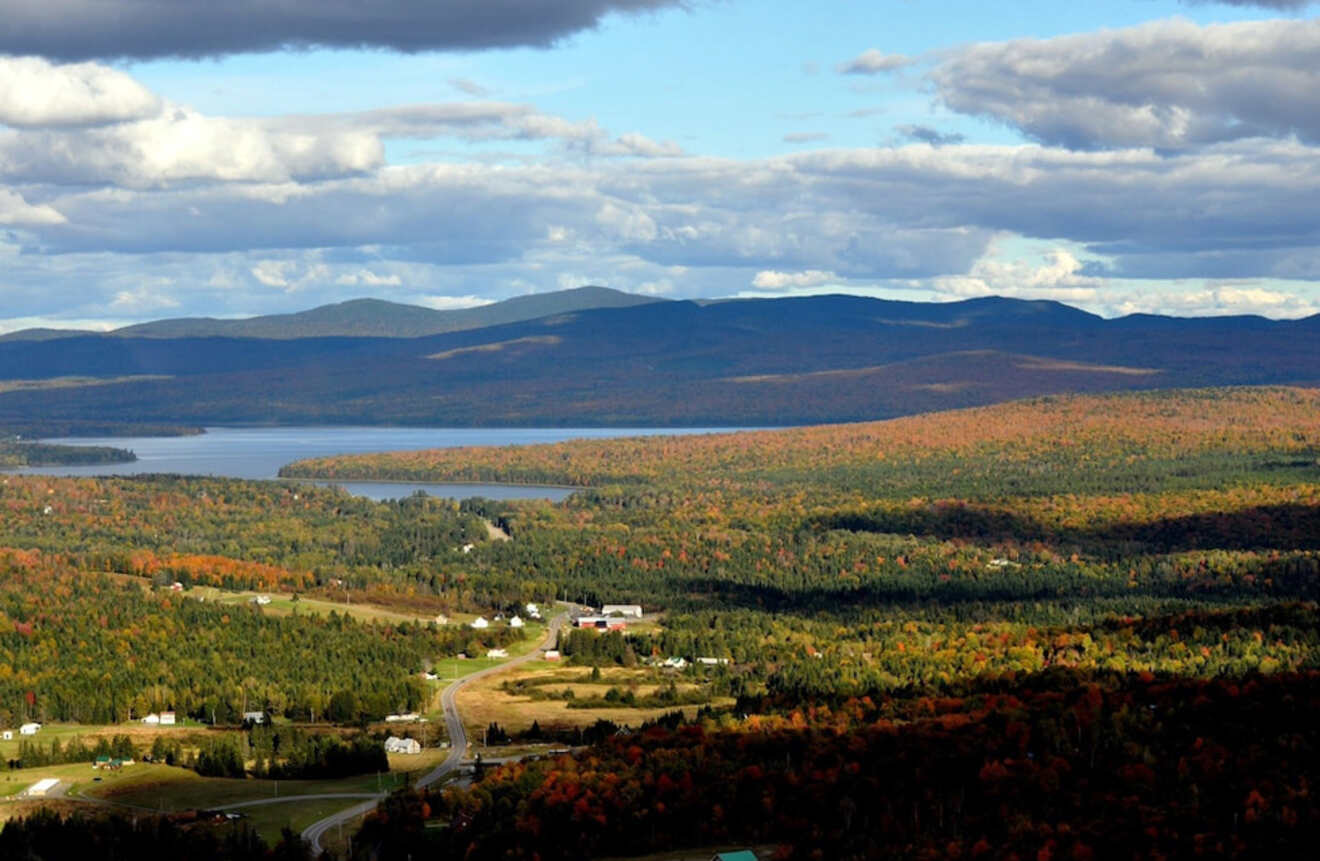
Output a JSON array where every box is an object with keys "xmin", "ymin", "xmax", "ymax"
[
  {"xmin": 0, "ymin": 288, "xmax": 1316, "ymax": 431},
  {"xmin": 0, "ymin": 285, "xmax": 659, "ymax": 341}
]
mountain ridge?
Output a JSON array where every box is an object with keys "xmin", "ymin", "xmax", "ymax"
[
  {"xmin": 0, "ymin": 293, "xmax": 1315, "ymax": 429},
  {"xmin": 0, "ymin": 285, "xmax": 661, "ymax": 341}
]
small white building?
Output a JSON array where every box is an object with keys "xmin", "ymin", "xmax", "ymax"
[
  {"xmin": 385, "ymin": 736, "xmax": 421, "ymax": 755},
  {"xmin": 252, "ymin": 595, "xmax": 272, "ymax": 605},
  {"xmin": 171, "ymin": 582, "xmax": 184, "ymax": 592},
  {"xmin": 661, "ymin": 657, "xmax": 688, "ymax": 669},
  {"xmin": 423, "ymin": 672, "xmax": 439, "ymax": 680},
  {"xmin": 385, "ymin": 713, "xmax": 420, "ymax": 723},
  {"xmin": 19, "ymin": 722, "xmax": 41, "ymax": 735},
  {"xmin": 242, "ymin": 711, "xmax": 266, "ymax": 724},
  {"xmin": 509, "ymin": 616, "xmax": 525, "ymax": 628},
  {"xmin": 159, "ymin": 712, "xmax": 176, "ymax": 726},
  {"xmin": 470, "ymin": 617, "xmax": 489, "ymax": 630},
  {"xmin": 25, "ymin": 778, "xmax": 59, "ymax": 797},
  {"xmin": 696, "ymin": 657, "xmax": 731, "ymax": 666},
  {"xmin": 142, "ymin": 713, "xmax": 160, "ymax": 725},
  {"xmin": 486, "ymin": 648, "xmax": 509, "ymax": 658},
  {"xmin": 1, "ymin": 731, "xmax": 12, "ymax": 740},
  {"xmin": 525, "ymin": 602, "xmax": 540, "ymax": 616},
  {"xmin": 602, "ymin": 604, "xmax": 643, "ymax": 618},
  {"xmin": 543, "ymin": 650, "xmax": 561, "ymax": 661}
]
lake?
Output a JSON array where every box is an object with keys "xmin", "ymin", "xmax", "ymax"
[{"xmin": 12, "ymin": 426, "xmax": 744, "ymax": 500}]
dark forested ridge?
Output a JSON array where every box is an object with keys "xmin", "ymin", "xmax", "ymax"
[
  {"xmin": 0, "ymin": 285, "xmax": 660, "ymax": 342},
  {"xmin": 0, "ymin": 294, "xmax": 1316, "ymax": 428}
]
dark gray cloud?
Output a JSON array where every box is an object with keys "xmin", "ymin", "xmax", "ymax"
[
  {"xmin": 895, "ymin": 125, "xmax": 965, "ymax": 147},
  {"xmin": 932, "ymin": 18, "xmax": 1320, "ymax": 150},
  {"xmin": 0, "ymin": 0, "xmax": 688, "ymax": 61}
]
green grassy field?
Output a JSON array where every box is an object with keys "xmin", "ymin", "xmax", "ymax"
[
  {"xmin": 78, "ymin": 763, "xmax": 399, "ymax": 810},
  {"xmin": 0, "ymin": 722, "xmax": 207, "ymax": 764},
  {"xmin": 239, "ymin": 797, "xmax": 366, "ymax": 844}
]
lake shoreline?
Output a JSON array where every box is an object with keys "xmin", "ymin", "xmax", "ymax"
[{"xmin": 8, "ymin": 425, "xmax": 747, "ymax": 500}]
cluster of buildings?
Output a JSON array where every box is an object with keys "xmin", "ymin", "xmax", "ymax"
[
  {"xmin": 470, "ymin": 614, "xmax": 526, "ymax": 630},
  {"xmin": 2, "ymin": 722, "xmax": 42, "ymax": 739},
  {"xmin": 141, "ymin": 711, "xmax": 177, "ymax": 725},
  {"xmin": 573, "ymin": 604, "xmax": 643, "ymax": 630}
]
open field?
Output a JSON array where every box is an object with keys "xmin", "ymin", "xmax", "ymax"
[
  {"xmin": 0, "ymin": 722, "xmax": 208, "ymax": 763},
  {"xmin": 0, "ymin": 762, "xmax": 114, "ymax": 800},
  {"xmin": 81, "ymin": 763, "xmax": 412, "ymax": 808},
  {"xmin": 0, "ymin": 798, "xmax": 96, "ymax": 825},
  {"xmin": 193, "ymin": 587, "xmax": 542, "ymax": 649},
  {"xmin": 455, "ymin": 661, "xmax": 730, "ymax": 734},
  {"xmin": 240, "ymin": 797, "xmax": 369, "ymax": 845},
  {"xmin": 0, "ymin": 375, "xmax": 171, "ymax": 395},
  {"xmin": 194, "ymin": 586, "xmax": 447, "ymax": 626},
  {"xmin": 1, "ymin": 743, "xmax": 456, "ymax": 843}
]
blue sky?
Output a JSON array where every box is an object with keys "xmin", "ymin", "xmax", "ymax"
[{"xmin": 1, "ymin": 0, "xmax": 1319, "ymax": 329}]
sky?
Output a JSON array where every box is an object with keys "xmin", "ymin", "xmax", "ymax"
[{"xmin": 2, "ymin": 0, "xmax": 1320, "ymax": 331}]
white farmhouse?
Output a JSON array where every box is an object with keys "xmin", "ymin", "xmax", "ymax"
[
  {"xmin": 142, "ymin": 713, "xmax": 160, "ymax": 725},
  {"xmin": 19, "ymin": 722, "xmax": 41, "ymax": 735},
  {"xmin": 509, "ymin": 616, "xmax": 525, "ymax": 628},
  {"xmin": 385, "ymin": 736, "xmax": 421, "ymax": 755},
  {"xmin": 385, "ymin": 713, "xmax": 420, "ymax": 723},
  {"xmin": 602, "ymin": 604, "xmax": 643, "ymax": 618},
  {"xmin": 470, "ymin": 617, "xmax": 489, "ymax": 630},
  {"xmin": 486, "ymin": 648, "xmax": 509, "ymax": 658},
  {"xmin": 159, "ymin": 712, "xmax": 176, "ymax": 726}
]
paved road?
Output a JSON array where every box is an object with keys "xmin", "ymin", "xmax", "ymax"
[
  {"xmin": 301, "ymin": 608, "xmax": 568, "ymax": 855},
  {"xmin": 221, "ymin": 792, "xmax": 382, "ymax": 811}
]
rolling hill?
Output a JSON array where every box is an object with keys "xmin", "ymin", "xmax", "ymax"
[
  {"xmin": 0, "ymin": 293, "xmax": 1316, "ymax": 429},
  {"xmin": 0, "ymin": 285, "xmax": 660, "ymax": 341}
]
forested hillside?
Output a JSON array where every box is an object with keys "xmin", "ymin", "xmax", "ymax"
[
  {"xmin": 282, "ymin": 387, "xmax": 1320, "ymax": 859},
  {"xmin": 1, "ymin": 388, "xmax": 1317, "ymax": 857},
  {"xmin": 1, "ymin": 296, "xmax": 1317, "ymax": 428}
]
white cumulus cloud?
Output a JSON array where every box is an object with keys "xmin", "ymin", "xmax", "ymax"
[
  {"xmin": 751, "ymin": 269, "xmax": 840, "ymax": 290},
  {"xmin": 0, "ymin": 56, "xmax": 161, "ymax": 128}
]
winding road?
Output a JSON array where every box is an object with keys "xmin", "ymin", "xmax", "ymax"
[{"xmin": 300, "ymin": 608, "xmax": 569, "ymax": 855}]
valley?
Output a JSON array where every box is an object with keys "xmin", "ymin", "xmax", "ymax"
[{"xmin": 0, "ymin": 386, "xmax": 1315, "ymax": 857}]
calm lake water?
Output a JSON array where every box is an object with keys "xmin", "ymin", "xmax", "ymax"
[{"xmin": 13, "ymin": 426, "xmax": 743, "ymax": 500}]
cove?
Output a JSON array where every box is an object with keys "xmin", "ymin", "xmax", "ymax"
[{"xmin": 12, "ymin": 426, "xmax": 747, "ymax": 500}]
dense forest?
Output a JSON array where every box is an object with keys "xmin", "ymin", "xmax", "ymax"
[
  {"xmin": 282, "ymin": 387, "xmax": 1320, "ymax": 858},
  {"xmin": 0, "ymin": 437, "xmax": 135, "ymax": 467},
  {"xmin": 0, "ymin": 549, "xmax": 522, "ymax": 727},
  {"xmin": 0, "ymin": 387, "xmax": 1317, "ymax": 856},
  {"xmin": 0, "ymin": 809, "xmax": 307, "ymax": 861}
]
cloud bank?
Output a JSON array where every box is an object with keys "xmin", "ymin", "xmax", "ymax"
[
  {"xmin": 0, "ymin": 0, "xmax": 689, "ymax": 60},
  {"xmin": 932, "ymin": 17, "xmax": 1320, "ymax": 149}
]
